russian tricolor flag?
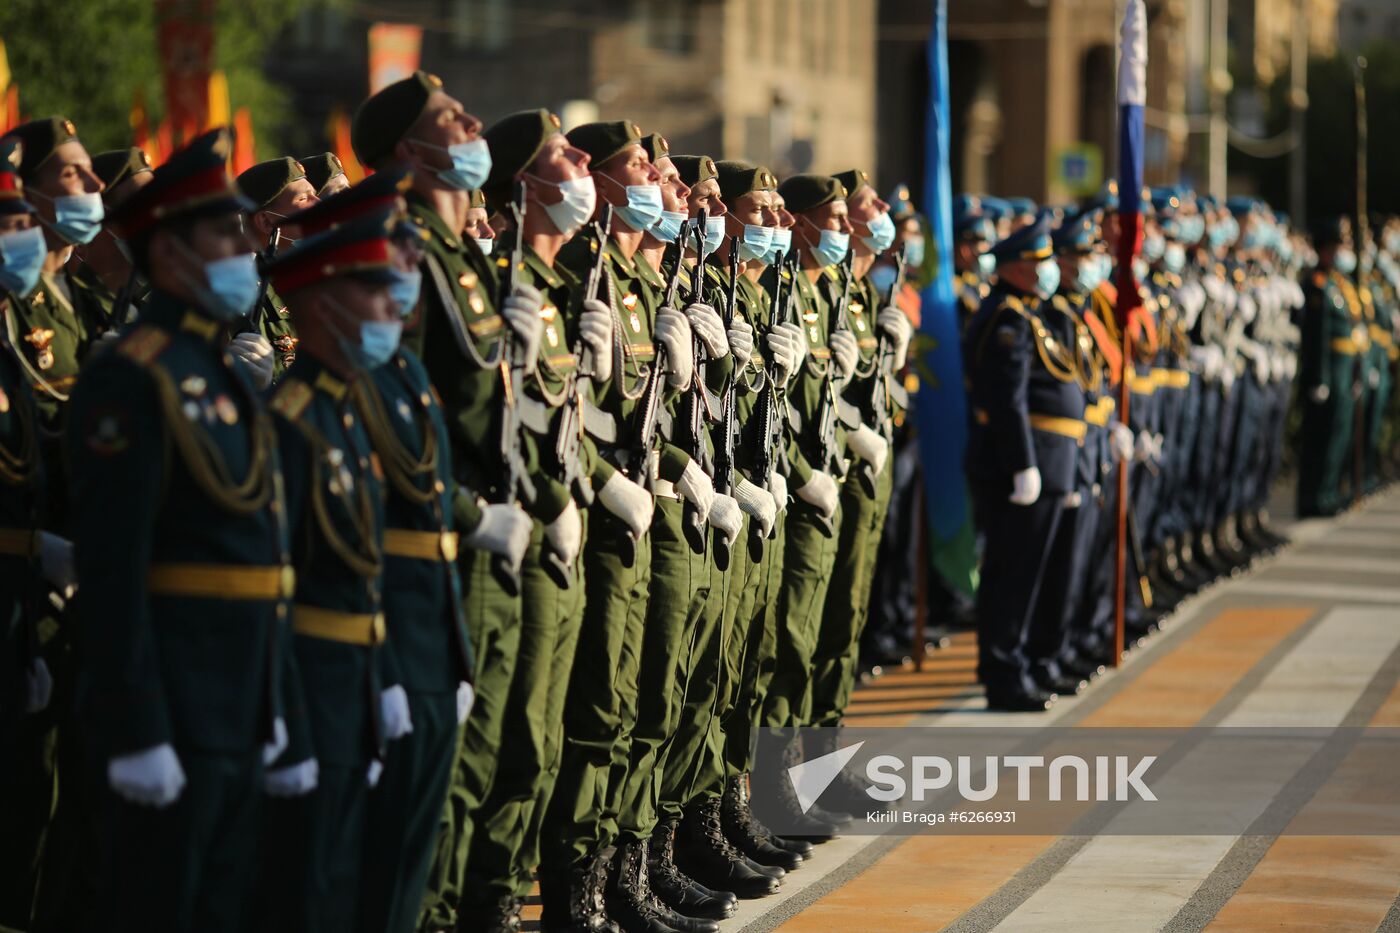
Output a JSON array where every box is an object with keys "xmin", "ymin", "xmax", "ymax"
[{"xmin": 1115, "ymin": 0, "xmax": 1147, "ymax": 329}]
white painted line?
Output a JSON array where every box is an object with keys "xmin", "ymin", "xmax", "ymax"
[{"xmin": 1229, "ymin": 579, "xmax": 1400, "ymax": 605}]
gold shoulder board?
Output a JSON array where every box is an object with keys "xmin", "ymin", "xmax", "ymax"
[
  {"xmin": 269, "ymin": 378, "xmax": 314, "ymax": 422},
  {"xmin": 116, "ymin": 325, "xmax": 171, "ymax": 367}
]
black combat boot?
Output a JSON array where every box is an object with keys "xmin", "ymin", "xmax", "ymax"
[
  {"xmin": 749, "ymin": 734, "xmax": 840, "ymax": 842},
  {"xmin": 605, "ymin": 841, "xmax": 681, "ymax": 933},
  {"xmin": 462, "ymin": 893, "xmax": 524, "ymax": 933},
  {"xmin": 674, "ymin": 796, "xmax": 781, "ymax": 898},
  {"xmin": 799, "ymin": 730, "xmax": 879, "ymax": 817},
  {"xmin": 647, "ymin": 816, "xmax": 737, "ymax": 921},
  {"xmin": 721, "ymin": 775, "xmax": 803, "ymax": 871},
  {"xmin": 782, "ymin": 740, "xmax": 854, "ymax": 827},
  {"xmin": 539, "ymin": 854, "xmax": 621, "ymax": 933}
]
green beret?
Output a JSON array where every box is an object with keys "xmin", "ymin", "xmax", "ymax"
[
  {"xmin": 351, "ymin": 70, "xmax": 444, "ymax": 168},
  {"xmin": 565, "ymin": 120, "xmax": 643, "ymax": 169},
  {"xmin": 671, "ymin": 155, "xmax": 718, "ymax": 188},
  {"xmin": 91, "ymin": 148, "xmax": 153, "ymax": 194},
  {"xmin": 469, "ymin": 189, "xmax": 486, "ymax": 210},
  {"xmin": 483, "ymin": 108, "xmax": 561, "ymax": 197},
  {"xmin": 0, "ymin": 138, "xmax": 34, "ymax": 216},
  {"xmin": 237, "ymin": 157, "xmax": 307, "ymax": 212},
  {"xmin": 640, "ymin": 133, "xmax": 671, "ymax": 163},
  {"xmin": 778, "ymin": 173, "xmax": 846, "ymax": 214},
  {"xmin": 715, "ymin": 160, "xmax": 776, "ymax": 202},
  {"xmin": 300, "ymin": 153, "xmax": 345, "ymax": 194},
  {"xmin": 7, "ymin": 116, "xmax": 80, "ymax": 181},
  {"xmin": 831, "ymin": 169, "xmax": 872, "ymax": 199}
]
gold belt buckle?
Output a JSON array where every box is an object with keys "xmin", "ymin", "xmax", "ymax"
[
  {"xmin": 279, "ymin": 565, "xmax": 297, "ymax": 599},
  {"xmin": 440, "ymin": 531, "xmax": 458, "ymax": 562}
]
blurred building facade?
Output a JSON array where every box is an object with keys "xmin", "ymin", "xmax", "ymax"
[
  {"xmin": 268, "ymin": 0, "xmax": 877, "ymax": 176},
  {"xmin": 1336, "ymin": 0, "xmax": 1400, "ymax": 50}
]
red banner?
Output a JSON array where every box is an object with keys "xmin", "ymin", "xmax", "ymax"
[
  {"xmin": 368, "ymin": 23, "xmax": 423, "ymax": 95},
  {"xmin": 156, "ymin": 0, "xmax": 217, "ymax": 142}
]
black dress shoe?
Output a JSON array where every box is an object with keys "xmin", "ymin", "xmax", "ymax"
[
  {"xmin": 1061, "ymin": 653, "xmax": 1106, "ymax": 681},
  {"xmin": 1033, "ymin": 670, "xmax": 1088, "ymax": 697},
  {"xmin": 985, "ymin": 687, "xmax": 1056, "ymax": 712}
]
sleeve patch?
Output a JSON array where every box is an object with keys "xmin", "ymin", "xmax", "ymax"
[{"xmin": 84, "ymin": 406, "xmax": 131, "ymax": 456}]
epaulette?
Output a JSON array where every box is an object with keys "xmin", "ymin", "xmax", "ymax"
[
  {"xmin": 824, "ymin": 265, "xmax": 842, "ymax": 282},
  {"xmin": 115, "ymin": 325, "xmax": 171, "ymax": 367},
  {"xmin": 268, "ymin": 377, "xmax": 314, "ymax": 422}
]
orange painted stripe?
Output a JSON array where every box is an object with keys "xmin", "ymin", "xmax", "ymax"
[
  {"xmin": 1204, "ymin": 674, "xmax": 1400, "ymax": 932},
  {"xmin": 776, "ymin": 607, "xmax": 1315, "ymax": 932}
]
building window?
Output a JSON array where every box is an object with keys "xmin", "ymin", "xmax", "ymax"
[
  {"xmin": 450, "ymin": 0, "xmax": 510, "ymax": 52},
  {"xmin": 636, "ymin": 0, "xmax": 696, "ymax": 54},
  {"xmin": 292, "ymin": 7, "xmax": 348, "ymax": 51}
]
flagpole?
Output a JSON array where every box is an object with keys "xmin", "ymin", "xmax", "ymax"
[{"xmin": 1114, "ymin": 0, "xmax": 1148, "ymax": 666}]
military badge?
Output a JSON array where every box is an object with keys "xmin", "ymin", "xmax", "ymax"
[
  {"xmin": 180, "ymin": 376, "xmax": 207, "ymax": 397},
  {"xmin": 396, "ymin": 399, "xmax": 413, "ymax": 423},
  {"xmin": 214, "ymin": 394, "xmax": 238, "ymax": 425},
  {"xmin": 182, "ymin": 401, "xmax": 201, "ymax": 421},
  {"xmin": 85, "ymin": 409, "xmax": 130, "ymax": 456},
  {"xmin": 25, "ymin": 328, "xmax": 55, "ymax": 370},
  {"xmin": 468, "ymin": 293, "xmax": 485, "ymax": 315},
  {"xmin": 459, "ymin": 270, "xmax": 479, "ymax": 290},
  {"xmin": 0, "ymin": 387, "xmax": 10, "ymax": 414}
]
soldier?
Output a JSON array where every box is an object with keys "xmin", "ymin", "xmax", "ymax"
[
  {"xmin": 236, "ymin": 156, "xmax": 320, "ymax": 383},
  {"xmin": 65, "ymin": 127, "xmax": 293, "ymax": 933},
  {"xmin": 75, "ymin": 147, "xmax": 154, "ymax": 324},
  {"xmin": 750, "ymin": 173, "xmax": 858, "ymax": 834},
  {"xmin": 459, "ymin": 108, "xmax": 620, "ymax": 931},
  {"xmin": 1298, "ymin": 216, "xmax": 1365, "ymax": 517},
  {"xmin": 349, "ymin": 70, "xmax": 538, "ymax": 933},
  {"xmin": 465, "ymin": 189, "xmax": 496, "ymax": 256},
  {"xmin": 961, "ymin": 216, "xmax": 1073, "ymax": 711},
  {"xmin": 302, "ymin": 152, "xmax": 352, "ymax": 199},
  {"xmin": 952, "ymin": 197, "xmax": 996, "ymax": 324}
]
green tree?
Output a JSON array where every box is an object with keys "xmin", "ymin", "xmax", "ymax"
[{"xmin": 0, "ymin": 0, "xmax": 332, "ymax": 159}]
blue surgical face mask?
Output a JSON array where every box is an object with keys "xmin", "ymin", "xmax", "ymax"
[
  {"xmin": 177, "ymin": 244, "xmax": 259, "ymax": 321},
  {"xmin": 474, "ymin": 237, "xmax": 494, "ymax": 256},
  {"xmin": 1143, "ymin": 234, "xmax": 1164, "ymax": 262},
  {"xmin": 804, "ymin": 218, "xmax": 849, "ymax": 267},
  {"xmin": 412, "ymin": 138, "xmax": 492, "ymax": 192},
  {"xmin": 529, "ymin": 174, "xmax": 597, "ymax": 239},
  {"xmin": 861, "ymin": 210, "xmax": 896, "ymax": 254},
  {"xmin": 701, "ymin": 215, "xmax": 726, "ymax": 254},
  {"xmin": 1333, "ymin": 248, "xmax": 1357, "ymax": 275},
  {"xmin": 1035, "ymin": 259, "xmax": 1061, "ymax": 298},
  {"xmin": 767, "ymin": 227, "xmax": 793, "ymax": 264},
  {"xmin": 359, "ymin": 320, "xmax": 403, "ymax": 369},
  {"xmin": 31, "ymin": 190, "xmax": 105, "ymax": 245},
  {"xmin": 1164, "ymin": 243, "xmax": 1186, "ymax": 274},
  {"xmin": 869, "ymin": 263, "xmax": 898, "ymax": 297},
  {"xmin": 0, "ymin": 226, "xmax": 47, "ymax": 297},
  {"xmin": 737, "ymin": 223, "xmax": 774, "ymax": 262},
  {"xmin": 902, "ymin": 235, "xmax": 925, "ymax": 267},
  {"xmin": 1075, "ymin": 257, "xmax": 1103, "ymax": 293},
  {"xmin": 601, "ymin": 175, "xmax": 663, "ymax": 234},
  {"xmin": 388, "ymin": 268, "xmax": 422, "ymax": 317},
  {"xmin": 977, "ymin": 251, "xmax": 996, "ymax": 277},
  {"xmin": 650, "ymin": 209, "xmax": 687, "ymax": 245},
  {"xmin": 1207, "ymin": 224, "xmax": 1229, "ymax": 249}
]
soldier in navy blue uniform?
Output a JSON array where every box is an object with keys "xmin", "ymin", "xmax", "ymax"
[
  {"xmin": 255, "ymin": 211, "xmax": 403, "ymax": 933},
  {"xmin": 951, "ymin": 196, "xmax": 995, "ymax": 326},
  {"xmin": 66, "ymin": 127, "xmax": 295, "ymax": 933},
  {"xmin": 962, "ymin": 217, "xmax": 1081, "ymax": 711}
]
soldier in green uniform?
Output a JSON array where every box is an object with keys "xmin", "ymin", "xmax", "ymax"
[
  {"xmin": 750, "ymin": 174, "xmax": 858, "ymax": 837},
  {"xmin": 1298, "ymin": 217, "xmax": 1366, "ymax": 516},
  {"xmin": 459, "ymin": 108, "xmax": 621, "ymax": 931},
  {"xmin": 350, "ymin": 70, "xmax": 539, "ymax": 933},
  {"xmin": 302, "ymin": 152, "xmax": 352, "ymax": 199},
  {"xmin": 237, "ymin": 156, "xmax": 320, "ymax": 383},
  {"xmin": 807, "ymin": 168, "xmax": 909, "ymax": 795},
  {"xmin": 0, "ymin": 138, "xmax": 76, "ymax": 933},
  {"xmin": 73, "ymin": 147, "xmax": 154, "ymax": 325},
  {"xmin": 537, "ymin": 119, "xmax": 701, "ymax": 932},
  {"xmin": 256, "ymin": 209, "xmax": 415, "ymax": 933},
  {"xmin": 65, "ymin": 127, "xmax": 294, "ymax": 933}
]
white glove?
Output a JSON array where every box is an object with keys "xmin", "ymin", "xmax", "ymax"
[
  {"xmin": 230, "ymin": 332, "xmax": 275, "ymax": 390},
  {"xmin": 1221, "ymin": 364, "xmax": 1236, "ymax": 393},
  {"xmin": 707, "ymin": 493, "xmax": 744, "ymax": 549},
  {"xmin": 1368, "ymin": 367, "xmax": 1382, "ymax": 389},
  {"xmin": 830, "ymin": 330, "xmax": 859, "ymax": 386},
  {"xmin": 367, "ymin": 760, "xmax": 383, "ymax": 788},
  {"xmin": 846, "ymin": 423, "xmax": 889, "ymax": 476},
  {"xmin": 579, "ymin": 298, "xmax": 613, "ymax": 383},
  {"xmin": 456, "ymin": 681, "xmax": 475, "ymax": 724},
  {"xmin": 684, "ymin": 302, "xmax": 729, "ymax": 359},
  {"xmin": 598, "ymin": 471, "xmax": 653, "ymax": 538},
  {"xmin": 877, "ymin": 307, "xmax": 912, "ymax": 371},
  {"xmin": 1009, "ymin": 466, "xmax": 1042, "ymax": 506},
  {"xmin": 24, "ymin": 658, "xmax": 52, "ymax": 713},
  {"xmin": 1310, "ymin": 384, "xmax": 1329, "ymax": 403},
  {"xmin": 463, "ymin": 502, "xmax": 532, "ymax": 569},
  {"xmin": 726, "ymin": 317, "xmax": 755, "ymax": 362},
  {"xmin": 380, "ymin": 685, "xmax": 413, "ymax": 741},
  {"xmin": 768, "ymin": 471, "xmax": 789, "ymax": 514},
  {"xmin": 654, "ymin": 309, "xmax": 694, "ymax": 388},
  {"xmin": 37, "ymin": 531, "xmax": 75, "ymax": 598},
  {"xmin": 545, "ymin": 499, "xmax": 583, "ymax": 566},
  {"xmin": 778, "ymin": 322, "xmax": 809, "ymax": 370},
  {"xmin": 674, "ymin": 460, "xmax": 715, "ymax": 524},
  {"xmin": 765, "ymin": 327, "xmax": 800, "ymax": 387},
  {"xmin": 1110, "ymin": 423, "xmax": 1135, "ymax": 462},
  {"xmin": 108, "ymin": 744, "xmax": 186, "ymax": 808},
  {"xmin": 795, "ymin": 470, "xmax": 839, "ymax": 519},
  {"xmin": 734, "ymin": 477, "xmax": 777, "ymax": 538},
  {"xmin": 262, "ymin": 717, "xmax": 288, "ymax": 766},
  {"xmin": 265, "ymin": 758, "xmax": 319, "ymax": 797},
  {"xmin": 1133, "ymin": 431, "xmax": 1155, "ymax": 463},
  {"xmin": 501, "ymin": 283, "xmax": 545, "ymax": 374}
]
